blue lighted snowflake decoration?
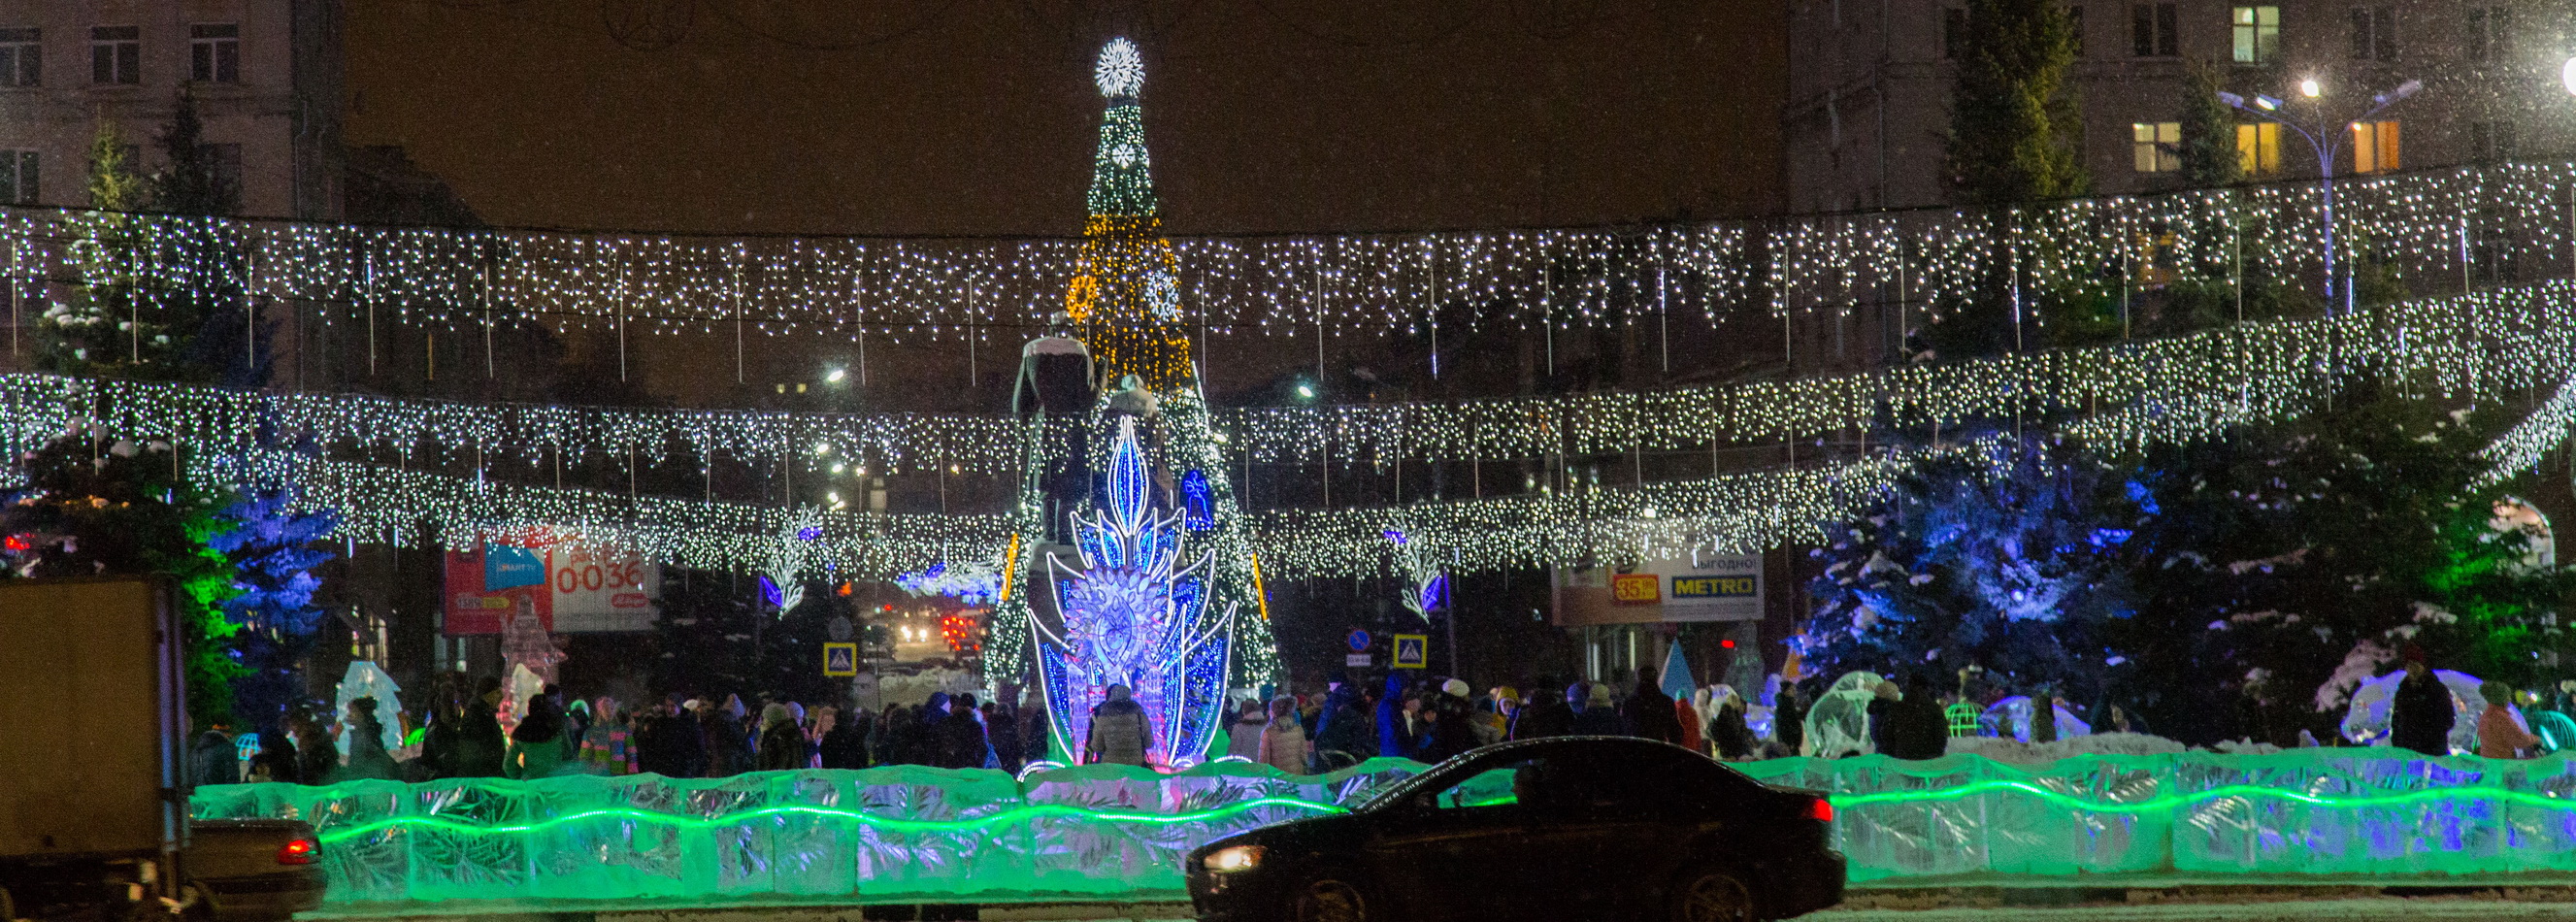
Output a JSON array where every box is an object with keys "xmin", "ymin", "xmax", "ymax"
[{"xmin": 1034, "ymin": 416, "xmax": 1235, "ymax": 767}]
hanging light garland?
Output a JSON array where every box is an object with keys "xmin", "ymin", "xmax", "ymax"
[
  {"xmin": 0, "ymin": 163, "xmax": 2564, "ymax": 344},
  {"xmin": 9, "ymin": 277, "xmax": 2572, "ymax": 481}
]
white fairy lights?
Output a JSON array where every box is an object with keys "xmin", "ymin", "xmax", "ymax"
[{"xmin": 0, "ymin": 163, "xmax": 2565, "ymax": 345}]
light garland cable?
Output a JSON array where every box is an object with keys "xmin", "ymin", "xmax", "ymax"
[
  {"xmin": 20, "ymin": 276, "xmax": 2571, "ymax": 479},
  {"xmin": 0, "ymin": 163, "xmax": 2565, "ymax": 342}
]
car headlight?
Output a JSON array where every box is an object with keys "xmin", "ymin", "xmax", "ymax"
[{"xmin": 1203, "ymin": 844, "xmax": 1266, "ymax": 873}]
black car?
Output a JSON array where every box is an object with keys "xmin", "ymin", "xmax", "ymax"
[{"xmin": 1185, "ymin": 737, "xmax": 1844, "ymax": 922}]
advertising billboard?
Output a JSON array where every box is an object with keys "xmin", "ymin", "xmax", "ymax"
[
  {"xmin": 445, "ymin": 542, "xmax": 661, "ymax": 634},
  {"xmin": 1553, "ymin": 551, "xmax": 1763, "ymax": 626}
]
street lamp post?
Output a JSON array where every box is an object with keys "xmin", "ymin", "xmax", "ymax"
[{"xmin": 2220, "ymin": 78, "xmax": 2423, "ymax": 314}]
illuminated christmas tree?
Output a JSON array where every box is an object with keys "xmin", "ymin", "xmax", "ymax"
[
  {"xmin": 984, "ymin": 40, "xmax": 1282, "ymax": 766},
  {"xmin": 1064, "ymin": 37, "xmax": 1193, "ymax": 394}
]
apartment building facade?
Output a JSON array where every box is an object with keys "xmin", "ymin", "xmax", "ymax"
[
  {"xmin": 1787, "ymin": 0, "xmax": 2576, "ymax": 213},
  {"xmin": 0, "ymin": 0, "xmax": 342, "ymax": 220}
]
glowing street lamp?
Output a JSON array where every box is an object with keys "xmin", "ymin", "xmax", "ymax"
[
  {"xmin": 2219, "ymin": 78, "xmax": 2422, "ymax": 314},
  {"xmin": 2562, "ymin": 55, "xmax": 2576, "ymax": 96}
]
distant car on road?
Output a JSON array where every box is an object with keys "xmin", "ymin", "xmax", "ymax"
[
  {"xmin": 1186, "ymin": 737, "xmax": 1844, "ymax": 922},
  {"xmin": 185, "ymin": 819, "xmax": 325, "ymax": 921}
]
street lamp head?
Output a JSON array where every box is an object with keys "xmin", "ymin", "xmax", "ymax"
[
  {"xmin": 2254, "ymin": 94, "xmax": 2283, "ymax": 112},
  {"xmin": 2216, "ymin": 90, "xmax": 2247, "ymax": 109},
  {"xmin": 2563, "ymin": 56, "xmax": 2576, "ymax": 96},
  {"xmin": 2374, "ymin": 79, "xmax": 2423, "ymax": 106},
  {"xmin": 2297, "ymin": 78, "xmax": 2322, "ymax": 98},
  {"xmin": 824, "ymin": 367, "xmax": 847, "ymax": 383}
]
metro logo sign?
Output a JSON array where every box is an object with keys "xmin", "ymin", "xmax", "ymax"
[{"xmin": 1611, "ymin": 573, "xmax": 1663, "ymax": 605}]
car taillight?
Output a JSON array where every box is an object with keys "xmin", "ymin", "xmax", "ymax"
[
  {"xmin": 1806, "ymin": 797, "xmax": 1835, "ymax": 823},
  {"xmin": 277, "ymin": 839, "xmax": 317, "ymax": 865}
]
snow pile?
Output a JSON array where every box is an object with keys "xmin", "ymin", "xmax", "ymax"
[
  {"xmin": 2212, "ymin": 739, "xmax": 2287, "ymax": 755},
  {"xmin": 1945, "ymin": 731, "xmax": 2186, "ymax": 763}
]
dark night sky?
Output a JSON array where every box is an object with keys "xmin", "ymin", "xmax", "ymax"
[{"xmin": 347, "ymin": 1, "xmax": 1787, "ymax": 237}]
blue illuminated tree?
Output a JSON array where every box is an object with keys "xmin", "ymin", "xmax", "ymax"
[
  {"xmin": 207, "ymin": 487, "xmax": 338, "ymax": 735},
  {"xmin": 1033, "ymin": 416, "xmax": 1234, "ymax": 767},
  {"xmin": 1802, "ymin": 433, "xmax": 2135, "ymax": 706}
]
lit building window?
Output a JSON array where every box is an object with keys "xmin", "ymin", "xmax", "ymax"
[
  {"xmin": 2132, "ymin": 121, "xmax": 2182, "ymax": 172},
  {"xmin": 2351, "ymin": 119, "xmax": 2399, "ymax": 173},
  {"xmin": 2231, "ymin": 6, "xmax": 2280, "ymax": 65},
  {"xmin": 2236, "ymin": 122, "xmax": 2280, "ymax": 174}
]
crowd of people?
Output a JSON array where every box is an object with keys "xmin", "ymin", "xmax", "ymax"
[
  {"xmin": 192, "ymin": 673, "xmax": 1061, "ymax": 784},
  {"xmin": 1206, "ymin": 670, "xmax": 1784, "ymax": 774},
  {"xmin": 188, "ymin": 642, "xmax": 2558, "ymax": 788}
]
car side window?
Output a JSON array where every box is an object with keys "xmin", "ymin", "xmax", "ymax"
[{"xmin": 1429, "ymin": 765, "xmax": 1523, "ymax": 809}]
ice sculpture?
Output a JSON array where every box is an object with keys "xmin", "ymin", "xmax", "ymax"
[
  {"xmin": 1034, "ymin": 416, "xmax": 1234, "ymax": 767},
  {"xmin": 2340, "ymin": 668, "xmax": 2494, "ymax": 750},
  {"xmin": 189, "ymin": 750, "xmax": 2576, "ymax": 906},
  {"xmin": 1802, "ymin": 671, "xmax": 1884, "ymax": 756}
]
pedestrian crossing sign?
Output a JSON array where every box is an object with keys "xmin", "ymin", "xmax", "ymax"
[
  {"xmin": 1392, "ymin": 634, "xmax": 1429, "ymax": 669},
  {"xmin": 823, "ymin": 642, "xmax": 859, "ymax": 676}
]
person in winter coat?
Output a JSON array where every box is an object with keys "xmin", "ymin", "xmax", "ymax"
[
  {"xmin": 1873, "ymin": 676, "xmax": 1950, "ymax": 760},
  {"xmin": 340, "ymin": 698, "xmax": 400, "ymax": 781},
  {"xmin": 289, "ymin": 711, "xmax": 337, "ymax": 785},
  {"xmin": 1224, "ymin": 699, "xmax": 1268, "ymax": 761},
  {"xmin": 507, "ymin": 693, "xmax": 573, "ymax": 779},
  {"xmin": 1624, "ymin": 677, "xmax": 1686, "ymax": 745},
  {"xmin": 1377, "ymin": 675, "xmax": 1423, "ymax": 758},
  {"xmin": 1773, "ymin": 685, "xmax": 1809, "ymax": 755},
  {"xmin": 1473, "ymin": 688, "xmax": 1514, "ymax": 747},
  {"xmin": 2390, "ymin": 648, "xmax": 2457, "ymax": 757},
  {"xmin": 248, "ymin": 730, "xmax": 300, "ymax": 784},
  {"xmin": 2477, "ymin": 681, "xmax": 2539, "ymax": 759},
  {"xmin": 818, "ymin": 706, "xmax": 873, "ymax": 769},
  {"xmin": 191, "ymin": 722, "xmax": 241, "ymax": 787},
  {"xmin": 984, "ymin": 701, "xmax": 1024, "ymax": 773},
  {"xmin": 578, "ymin": 697, "xmax": 630, "ymax": 774},
  {"xmin": 1086, "ymin": 684, "xmax": 1154, "ymax": 766},
  {"xmin": 1678, "ymin": 689, "xmax": 1709, "ymax": 755},
  {"xmin": 1707, "ymin": 690, "xmax": 1758, "ymax": 760},
  {"xmin": 1509, "ymin": 678, "xmax": 1576, "ymax": 741},
  {"xmin": 1413, "ymin": 679, "xmax": 1481, "ymax": 764},
  {"xmin": 1309, "ymin": 681, "xmax": 1374, "ymax": 771},
  {"xmin": 1571, "ymin": 683, "xmax": 1629, "ymax": 736},
  {"xmin": 938, "ymin": 694, "xmax": 993, "ymax": 770},
  {"xmin": 1257, "ymin": 696, "xmax": 1311, "ymax": 774},
  {"xmin": 755, "ymin": 703, "xmax": 809, "ymax": 771}
]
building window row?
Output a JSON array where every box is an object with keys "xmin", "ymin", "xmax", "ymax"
[
  {"xmin": 2134, "ymin": 120, "xmax": 2402, "ymax": 177},
  {"xmin": 0, "ymin": 24, "xmax": 242, "ymax": 87},
  {"xmin": 1948, "ymin": 2, "xmax": 2533, "ymax": 67}
]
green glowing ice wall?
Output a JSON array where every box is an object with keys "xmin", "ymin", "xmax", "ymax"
[{"xmin": 189, "ymin": 751, "xmax": 2576, "ymax": 906}]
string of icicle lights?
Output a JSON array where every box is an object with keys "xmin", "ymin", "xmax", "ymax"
[
  {"xmin": 0, "ymin": 163, "xmax": 2567, "ymax": 340},
  {"xmin": 30, "ymin": 335, "xmax": 2551, "ymax": 584},
  {"xmin": 15, "ymin": 278, "xmax": 2576, "ymax": 481}
]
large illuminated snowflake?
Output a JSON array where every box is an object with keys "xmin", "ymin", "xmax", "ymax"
[
  {"xmin": 1034, "ymin": 415, "xmax": 1233, "ymax": 767},
  {"xmin": 1095, "ymin": 37, "xmax": 1143, "ymax": 98}
]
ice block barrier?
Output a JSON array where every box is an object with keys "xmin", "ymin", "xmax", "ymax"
[{"xmin": 190, "ymin": 750, "xmax": 2576, "ymax": 905}]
